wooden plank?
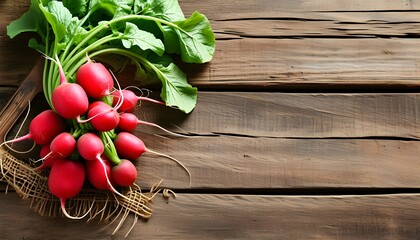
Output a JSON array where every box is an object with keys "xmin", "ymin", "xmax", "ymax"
[
  {"xmin": 2, "ymin": 92, "xmax": 420, "ymax": 190},
  {"xmin": 3, "ymin": 1, "xmax": 420, "ymax": 89},
  {"xmin": 182, "ymin": 38, "xmax": 420, "ymax": 89},
  {"xmin": 0, "ymin": 1, "xmax": 40, "ymax": 87},
  {"xmin": 210, "ymin": 12, "xmax": 420, "ymax": 38},
  {"xmin": 136, "ymin": 137, "xmax": 420, "ymax": 189},
  {"xmin": 139, "ymin": 92, "xmax": 420, "ymax": 138},
  {"xmin": 2, "ymin": 193, "xmax": 420, "ymax": 239},
  {"xmin": 3, "ymin": 136, "xmax": 420, "ymax": 191},
  {"xmin": 179, "ymin": 0, "xmax": 420, "ymax": 15}
]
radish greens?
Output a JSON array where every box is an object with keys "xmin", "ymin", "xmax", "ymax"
[{"xmin": 7, "ymin": 0, "xmax": 215, "ymax": 113}]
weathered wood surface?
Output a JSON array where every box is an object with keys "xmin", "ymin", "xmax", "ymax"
[
  {"xmin": 1, "ymin": 0, "xmax": 420, "ymax": 240},
  {"xmin": 3, "ymin": 193, "xmax": 420, "ymax": 239},
  {"xmin": 3, "ymin": 1, "xmax": 420, "ymax": 89},
  {"xmin": 139, "ymin": 92, "xmax": 420, "ymax": 138}
]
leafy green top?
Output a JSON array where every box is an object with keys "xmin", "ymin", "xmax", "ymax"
[{"xmin": 7, "ymin": 0, "xmax": 215, "ymax": 113}]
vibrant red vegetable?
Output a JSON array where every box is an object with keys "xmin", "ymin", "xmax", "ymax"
[
  {"xmin": 77, "ymin": 133, "xmax": 104, "ymax": 161},
  {"xmin": 76, "ymin": 57, "xmax": 114, "ymax": 99},
  {"xmin": 85, "ymin": 156, "xmax": 114, "ymax": 190},
  {"xmin": 48, "ymin": 159, "xmax": 87, "ymax": 219},
  {"xmin": 113, "ymin": 132, "xmax": 191, "ymax": 185},
  {"xmin": 49, "ymin": 132, "xmax": 76, "ymax": 158},
  {"xmin": 118, "ymin": 112, "xmax": 185, "ymax": 137},
  {"xmin": 1, "ymin": 110, "xmax": 66, "ymax": 146},
  {"xmin": 51, "ymin": 56, "xmax": 89, "ymax": 120},
  {"xmin": 34, "ymin": 144, "xmax": 60, "ymax": 171},
  {"xmin": 87, "ymin": 104, "xmax": 120, "ymax": 132},
  {"xmin": 111, "ymin": 159, "xmax": 137, "ymax": 187},
  {"xmin": 112, "ymin": 89, "xmax": 164, "ymax": 113}
]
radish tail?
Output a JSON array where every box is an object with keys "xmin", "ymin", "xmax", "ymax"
[
  {"xmin": 138, "ymin": 120, "xmax": 188, "ymax": 138},
  {"xmin": 31, "ymin": 151, "xmax": 52, "ymax": 164},
  {"xmin": 146, "ymin": 149, "xmax": 192, "ymax": 187},
  {"xmin": 96, "ymin": 156, "xmax": 133, "ymax": 202},
  {"xmin": 54, "ymin": 55, "xmax": 67, "ymax": 85},
  {"xmin": 76, "ymin": 107, "xmax": 113, "ymax": 124},
  {"xmin": 0, "ymin": 133, "xmax": 32, "ymax": 149},
  {"xmin": 137, "ymin": 96, "xmax": 164, "ymax": 105},
  {"xmin": 60, "ymin": 198, "xmax": 91, "ymax": 220}
]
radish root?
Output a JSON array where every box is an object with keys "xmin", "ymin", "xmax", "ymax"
[
  {"xmin": 146, "ymin": 149, "xmax": 192, "ymax": 187},
  {"xmin": 0, "ymin": 100, "xmax": 36, "ymax": 154}
]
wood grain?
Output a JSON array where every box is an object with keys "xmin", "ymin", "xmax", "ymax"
[
  {"xmin": 3, "ymin": 1, "xmax": 420, "ymax": 89},
  {"xmin": 2, "ymin": 92, "xmax": 420, "ymax": 190},
  {"xmin": 179, "ymin": 0, "xmax": 420, "ymax": 15},
  {"xmin": 1, "ymin": 1, "xmax": 420, "ymax": 239},
  {"xmin": 2, "ymin": 192, "xmax": 420, "ymax": 239},
  {"xmin": 0, "ymin": 0, "xmax": 39, "ymax": 87},
  {"xmin": 138, "ymin": 92, "xmax": 420, "ymax": 138},
  {"xmin": 136, "ymin": 137, "xmax": 420, "ymax": 190}
]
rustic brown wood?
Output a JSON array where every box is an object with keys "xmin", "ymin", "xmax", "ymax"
[
  {"xmin": 0, "ymin": 59, "xmax": 43, "ymax": 140},
  {"xmin": 179, "ymin": 0, "xmax": 420, "ymax": 15},
  {"xmin": 0, "ymin": 1, "xmax": 39, "ymax": 87},
  {"xmin": 1, "ymin": 92, "xmax": 420, "ymax": 190},
  {"xmin": 180, "ymin": 38, "xmax": 420, "ymax": 90},
  {"xmin": 138, "ymin": 92, "xmax": 420, "ymax": 138},
  {"xmin": 3, "ymin": 1, "xmax": 420, "ymax": 89},
  {"xmin": 2, "ymin": 192, "xmax": 420, "ymax": 239},
  {"xmin": 2, "ymin": 0, "xmax": 420, "ymax": 239},
  {"xmin": 135, "ymin": 137, "xmax": 420, "ymax": 189}
]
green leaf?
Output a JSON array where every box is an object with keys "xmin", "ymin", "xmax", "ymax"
[
  {"xmin": 122, "ymin": 22, "xmax": 164, "ymax": 56},
  {"xmin": 133, "ymin": 0, "xmax": 149, "ymax": 14},
  {"xmin": 152, "ymin": 61, "xmax": 197, "ymax": 113},
  {"xmin": 6, "ymin": 0, "xmax": 47, "ymax": 39},
  {"xmin": 39, "ymin": 1, "xmax": 73, "ymax": 43},
  {"xmin": 63, "ymin": 0, "xmax": 88, "ymax": 17},
  {"xmin": 47, "ymin": 1, "xmax": 73, "ymax": 27},
  {"xmin": 161, "ymin": 24, "xmax": 180, "ymax": 54},
  {"xmin": 88, "ymin": 0, "xmax": 120, "ymax": 23},
  {"xmin": 163, "ymin": 11, "xmax": 215, "ymax": 63},
  {"xmin": 28, "ymin": 38, "xmax": 46, "ymax": 52},
  {"xmin": 7, "ymin": 10, "xmax": 38, "ymax": 38},
  {"xmin": 147, "ymin": 0, "xmax": 185, "ymax": 21},
  {"xmin": 67, "ymin": 17, "xmax": 88, "ymax": 45}
]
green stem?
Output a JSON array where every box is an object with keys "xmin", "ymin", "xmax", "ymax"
[
  {"xmin": 43, "ymin": 27, "xmax": 51, "ymax": 107},
  {"xmin": 101, "ymin": 132, "xmax": 120, "ymax": 165},
  {"xmin": 60, "ymin": 11, "xmax": 92, "ymax": 62},
  {"xmin": 89, "ymin": 48, "xmax": 152, "ymax": 69},
  {"xmin": 63, "ymin": 35, "xmax": 121, "ymax": 74},
  {"xmin": 63, "ymin": 13, "xmax": 185, "ymax": 69},
  {"xmin": 108, "ymin": 14, "xmax": 186, "ymax": 36}
]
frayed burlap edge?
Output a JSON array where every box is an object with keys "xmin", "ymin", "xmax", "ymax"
[{"xmin": 0, "ymin": 147, "xmax": 159, "ymax": 237}]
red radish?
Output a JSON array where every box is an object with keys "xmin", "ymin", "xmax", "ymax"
[
  {"xmin": 87, "ymin": 104, "xmax": 120, "ymax": 132},
  {"xmin": 51, "ymin": 55, "xmax": 89, "ymax": 120},
  {"xmin": 119, "ymin": 112, "xmax": 186, "ymax": 137},
  {"xmin": 76, "ymin": 57, "xmax": 114, "ymax": 99},
  {"xmin": 48, "ymin": 132, "xmax": 76, "ymax": 158},
  {"xmin": 34, "ymin": 144, "xmax": 60, "ymax": 171},
  {"xmin": 85, "ymin": 156, "xmax": 114, "ymax": 190},
  {"xmin": 52, "ymin": 83, "xmax": 89, "ymax": 120},
  {"xmin": 113, "ymin": 132, "xmax": 146, "ymax": 160},
  {"xmin": 113, "ymin": 132, "xmax": 191, "ymax": 185},
  {"xmin": 77, "ymin": 133, "xmax": 128, "ymax": 198},
  {"xmin": 1, "ymin": 110, "xmax": 66, "ymax": 146},
  {"xmin": 111, "ymin": 159, "xmax": 137, "ymax": 187},
  {"xmin": 77, "ymin": 132, "xmax": 104, "ymax": 161},
  {"xmin": 87, "ymin": 100, "xmax": 109, "ymax": 112},
  {"xmin": 48, "ymin": 158, "xmax": 87, "ymax": 219},
  {"xmin": 112, "ymin": 89, "xmax": 164, "ymax": 113}
]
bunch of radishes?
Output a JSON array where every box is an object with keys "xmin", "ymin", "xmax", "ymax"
[{"xmin": 2, "ymin": 55, "xmax": 190, "ymax": 219}]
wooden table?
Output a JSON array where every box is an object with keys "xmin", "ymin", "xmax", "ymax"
[{"xmin": 2, "ymin": 0, "xmax": 420, "ymax": 239}]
